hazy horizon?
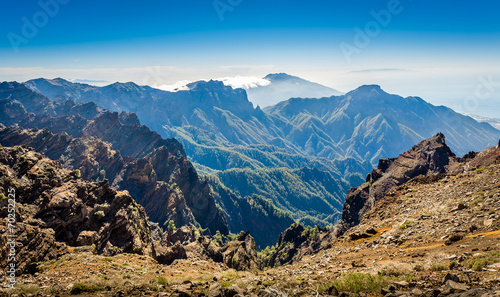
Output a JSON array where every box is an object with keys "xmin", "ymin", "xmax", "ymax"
[{"xmin": 1, "ymin": 0, "xmax": 499, "ymax": 117}]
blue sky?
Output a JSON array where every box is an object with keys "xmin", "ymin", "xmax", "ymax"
[{"xmin": 1, "ymin": 0, "xmax": 499, "ymax": 117}]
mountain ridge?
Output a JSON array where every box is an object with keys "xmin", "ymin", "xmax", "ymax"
[{"xmin": 265, "ymin": 84, "xmax": 500, "ymax": 164}]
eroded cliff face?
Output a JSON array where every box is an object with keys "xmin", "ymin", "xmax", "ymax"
[
  {"xmin": 0, "ymin": 125, "xmax": 228, "ymax": 235},
  {"xmin": 0, "ymin": 145, "xmax": 156, "ymax": 274},
  {"xmin": 145, "ymin": 147, "xmax": 228, "ymax": 235}
]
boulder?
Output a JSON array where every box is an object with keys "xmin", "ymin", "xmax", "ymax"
[
  {"xmin": 442, "ymin": 273, "xmax": 460, "ymax": 284},
  {"xmin": 442, "ymin": 280, "xmax": 469, "ymax": 294},
  {"xmin": 155, "ymin": 243, "xmax": 187, "ymax": 265},
  {"xmin": 224, "ymin": 284, "xmax": 245, "ymax": 297},
  {"xmin": 207, "ymin": 283, "xmax": 224, "ymax": 297}
]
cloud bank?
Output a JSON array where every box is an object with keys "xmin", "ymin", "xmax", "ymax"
[{"xmin": 217, "ymin": 76, "xmax": 271, "ymax": 89}]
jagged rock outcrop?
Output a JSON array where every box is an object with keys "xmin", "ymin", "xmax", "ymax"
[
  {"xmin": 146, "ymin": 146, "xmax": 227, "ymax": 234},
  {"xmin": 0, "ymin": 145, "xmax": 157, "ymax": 274},
  {"xmin": 260, "ymin": 134, "xmax": 500, "ymax": 269},
  {"xmin": 0, "ymin": 99, "xmax": 32, "ymax": 127},
  {"xmin": 113, "ymin": 156, "xmax": 199, "ymax": 230},
  {"xmin": 0, "ymin": 125, "xmax": 124, "ymax": 182},
  {"xmin": 220, "ymin": 231, "xmax": 259, "ymax": 271},
  {"xmin": 334, "ymin": 133, "xmax": 457, "ymax": 237},
  {"xmin": 165, "ymin": 226, "xmax": 199, "ymax": 247}
]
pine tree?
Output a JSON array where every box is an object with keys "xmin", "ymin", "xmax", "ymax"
[{"xmin": 167, "ymin": 220, "xmax": 176, "ymax": 232}]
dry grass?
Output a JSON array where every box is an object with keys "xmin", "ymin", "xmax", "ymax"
[
  {"xmin": 429, "ymin": 262, "xmax": 449, "ymax": 272},
  {"xmin": 379, "ymin": 261, "xmax": 413, "ymax": 276},
  {"xmin": 464, "ymin": 252, "xmax": 500, "ymax": 271},
  {"xmin": 332, "ymin": 273, "xmax": 393, "ymax": 293}
]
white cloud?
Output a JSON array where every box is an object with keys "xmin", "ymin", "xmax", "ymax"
[
  {"xmin": 157, "ymin": 80, "xmax": 192, "ymax": 92},
  {"xmin": 464, "ymin": 114, "xmax": 500, "ymax": 130},
  {"xmin": 217, "ymin": 76, "xmax": 271, "ymax": 89},
  {"xmin": 155, "ymin": 76, "xmax": 272, "ymax": 92}
]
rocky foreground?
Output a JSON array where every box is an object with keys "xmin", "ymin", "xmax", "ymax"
[
  {"xmin": 0, "ymin": 145, "xmax": 259, "ymax": 294},
  {"xmin": 0, "ymin": 135, "xmax": 498, "ymax": 296}
]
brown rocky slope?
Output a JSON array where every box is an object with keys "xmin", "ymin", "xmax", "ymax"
[{"xmin": 0, "ymin": 145, "xmax": 157, "ymax": 275}]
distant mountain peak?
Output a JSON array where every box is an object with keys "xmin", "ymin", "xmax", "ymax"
[
  {"xmin": 247, "ymin": 73, "xmax": 343, "ymax": 107},
  {"xmin": 352, "ymin": 84, "xmax": 383, "ymax": 92},
  {"xmin": 47, "ymin": 77, "xmax": 67, "ymax": 83},
  {"xmin": 107, "ymin": 81, "xmax": 139, "ymax": 88},
  {"xmin": 0, "ymin": 80, "xmax": 22, "ymax": 88},
  {"xmin": 30, "ymin": 77, "xmax": 70, "ymax": 85},
  {"xmin": 264, "ymin": 73, "xmax": 301, "ymax": 81},
  {"xmin": 345, "ymin": 85, "xmax": 389, "ymax": 100}
]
